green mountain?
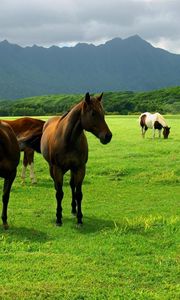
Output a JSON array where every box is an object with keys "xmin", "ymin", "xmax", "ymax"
[{"xmin": 1, "ymin": 35, "xmax": 180, "ymax": 100}]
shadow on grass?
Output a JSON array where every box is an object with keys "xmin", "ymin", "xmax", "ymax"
[
  {"xmin": 49, "ymin": 215, "xmax": 114, "ymax": 234},
  {"xmin": 62, "ymin": 215, "xmax": 163, "ymax": 236},
  {"xmin": 27, "ymin": 177, "xmax": 91, "ymax": 189},
  {"xmin": 55, "ymin": 215, "xmax": 121, "ymax": 235},
  {"xmin": 0, "ymin": 225, "xmax": 49, "ymax": 243}
]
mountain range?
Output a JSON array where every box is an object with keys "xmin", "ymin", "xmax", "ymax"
[{"xmin": 0, "ymin": 35, "xmax": 180, "ymax": 99}]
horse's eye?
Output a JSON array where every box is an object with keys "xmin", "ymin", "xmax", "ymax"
[{"xmin": 91, "ymin": 111, "xmax": 96, "ymax": 117}]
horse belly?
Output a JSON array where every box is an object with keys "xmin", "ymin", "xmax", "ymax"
[
  {"xmin": 41, "ymin": 130, "xmax": 54, "ymax": 162},
  {"xmin": 41, "ymin": 119, "xmax": 60, "ymax": 163},
  {"xmin": 145, "ymin": 118, "xmax": 154, "ymax": 129},
  {"xmin": 41, "ymin": 141, "xmax": 49, "ymax": 162},
  {"xmin": 0, "ymin": 159, "xmax": 17, "ymax": 177},
  {"xmin": 61, "ymin": 150, "xmax": 87, "ymax": 171}
]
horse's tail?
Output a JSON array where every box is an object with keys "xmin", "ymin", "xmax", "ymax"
[
  {"xmin": 139, "ymin": 112, "xmax": 149, "ymax": 126},
  {"xmin": 139, "ymin": 113, "xmax": 144, "ymax": 124},
  {"xmin": 18, "ymin": 132, "xmax": 42, "ymax": 153}
]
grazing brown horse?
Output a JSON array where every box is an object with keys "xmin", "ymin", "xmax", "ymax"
[
  {"xmin": 0, "ymin": 121, "xmax": 20, "ymax": 229},
  {"xmin": 2, "ymin": 117, "xmax": 45, "ymax": 184},
  {"xmin": 40, "ymin": 92, "xmax": 112, "ymax": 226}
]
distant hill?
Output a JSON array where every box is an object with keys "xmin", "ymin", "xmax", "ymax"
[
  {"xmin": 0, "ymin": 87, "xmax": 180, "ymax": 116},
  {"xmin": 1, "ymin": 35, "xmax": 180, "ymax": 100}
]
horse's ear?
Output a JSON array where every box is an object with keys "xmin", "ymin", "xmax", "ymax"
[
  {"xmin": 85, "ymin": 92, "xmax": 91, "ymax": 104},
  {"xmin": 98, "ymin": 92, "xmax": 103, "ymax": 101}
]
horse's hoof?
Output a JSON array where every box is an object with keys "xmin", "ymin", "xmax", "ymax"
[
  {"xmin": 3, "ymin": 223, "xmax": 9, "ymax": 230},
  {"xmin": 76, "ymin": 223, "xmax": 83, "ymax": 229},
  {"xmin": 56, "ymin": 221, "xmax": 62, "ymax": 227},
  {"xmin": 31, "ymin": 178, "xmax": 37, "ymax": 184},
  {"xmin": 71, "ymin": 212, "xmax": 77, "ymax": 217}
]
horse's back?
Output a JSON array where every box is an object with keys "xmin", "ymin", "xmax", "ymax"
[
  {"xmin": 2, "ymin": 117, "xmax": 45, "ymax": 137},
  {"xmin": 154, "ymin": 113, "xmax": 167, "ymax": 127},
  {"xmin": 42, "ymin": 116, "xmax": 60, "ymax": 132}
]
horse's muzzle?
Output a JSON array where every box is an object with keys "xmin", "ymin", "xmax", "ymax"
[{"xmin": 100, "ymin": 132, "xmax": 112, "ymax": 144}]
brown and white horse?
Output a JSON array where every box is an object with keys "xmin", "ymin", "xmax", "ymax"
[
  {"xmin": 2, "ymin": 118, "xmax": 45, "ymax": 184},
  {"xmin": 40, "ymin": 92, "xmax": 112, "ymax": 226},
  {"xmin": 0, "ymin": 121, "xmax": 20, "ymax": 229},
  {"xmin": 139, "ymin": 112, "xmax": 170, "ymax": 139}
]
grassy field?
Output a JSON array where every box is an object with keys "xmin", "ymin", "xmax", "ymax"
[{"xmin": 0, "ymin": 115, "xmax": 179, "ymax": 299}]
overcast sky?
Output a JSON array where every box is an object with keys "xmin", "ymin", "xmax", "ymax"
[{"xmin": 0, "ymin": 0, "xmax": 180, "ymax": 53}]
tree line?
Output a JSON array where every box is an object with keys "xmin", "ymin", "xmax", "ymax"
[{"xmin": 0, "ymin": 87, "xmax": 180, "ymax": 116}]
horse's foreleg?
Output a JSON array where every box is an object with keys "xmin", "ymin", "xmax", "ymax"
[
  {"xmin": 21, "ymin": 150, "xmax": 28, "ymax": 184},
  {"xmin": 73, "ymin": 166, "xmax": 85, "ymax": 225},
  {"xmin": 1, "ymin": 170, "xmax": 16, "ymax": 229},
  {"xmin": 53, "ymin": 166, "xmax": 64, "ymax": 226},
  {"xmin": 158, "ymin": 129, "xmax": 162, "ymax": 138},
  {"xmin": 70, "ymin": 172, "xmax": 76, "ymax": 215},
  {"xmin": 76, "ymin": 183, "xmax": 83, "ymax": 225},
  {"xmin": 152, "ymin": 127, "xmax": 155, "ymax": 139}
]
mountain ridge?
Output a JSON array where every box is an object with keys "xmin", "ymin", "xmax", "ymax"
[{"xmin": 0, "ymin": 35, "xmax": 180, "ymax": 100}]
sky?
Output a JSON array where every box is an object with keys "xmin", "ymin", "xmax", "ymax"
[{"xmin": 0, "ymin": 0, "xmax": 180, "ymax": 54}]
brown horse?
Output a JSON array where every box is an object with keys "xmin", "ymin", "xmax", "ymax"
[
  {"xmin": 40, "ymin": 92, "xmax": 112, "ymax": 226},
  {"xmin": 0, "ymin": 121, "xmax": 20, "ymax": 229},
  {"xmin": 2, "ymin": 117, "xmax": 45, "ymax": 184}
]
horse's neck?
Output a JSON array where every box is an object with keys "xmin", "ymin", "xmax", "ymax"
[
  {"xmin": 155, "ymin": 113, "xmax": 167, "ymax": 127},
  {"xmin": 63, "ymin": 103, "xmax": 83, "ymax": 143}
]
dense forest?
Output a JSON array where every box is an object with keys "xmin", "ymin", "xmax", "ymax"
[{"xmin": 0, "ymin": 86, "xmax": 180, "ymax": 116}]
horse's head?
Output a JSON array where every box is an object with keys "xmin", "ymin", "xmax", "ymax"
[
  {"xmin": 81, "ymin": 92, "xmax": 112, "ymax": 144},
  {"xmin": 163, "ymin": 126, "xmax": 170, "ymax": 139}
]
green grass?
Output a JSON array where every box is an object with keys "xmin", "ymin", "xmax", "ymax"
[{"xmin": 0, "ymin": 116, "xmax": 179, "ymax": 299}]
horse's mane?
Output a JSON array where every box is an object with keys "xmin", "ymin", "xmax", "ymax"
[
  {"xmin": 60, "ymin": 99, "xmax": 85, "ymax": 121},
  {"xmin": 155, "ymin": 113, "xmax": 167, "ymax": 127},
  {"xmin": 60, "ymin": 94, "xmax": 100, "ymax": 122},
  {"xmin": 60, "ymin": 110, "xmax": 70, "ymax": 121}
]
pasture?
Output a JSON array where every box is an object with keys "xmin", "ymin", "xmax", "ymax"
[{"xmin": 0, "ymin": 115, "xmax": 179, "ymax": 299}]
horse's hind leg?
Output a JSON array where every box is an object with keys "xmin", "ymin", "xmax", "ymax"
[
  {"xmin": 1, "ymin": 170, "xmax": 17, "ymax": 229},
  {"xmin": 142, "ymin": 126, "xmax": 148, "ymax": 138},
  {"xmin": 22, "ymin": 148, "xmax": 36, "ymax": 184},
  {"xmin": 72, "ymin": 166, "xmax": 85, "ymax": 225},
  {"xmin": 28, "ymin": 150, "xmax": 37, "ymax": 184},
  {"xmin": 30, "ymin": 162, "xmax": 37, "ymax": 184},
  {"xmin": 141, "ymin": 126, "xmax": 145, "ymax": 138},
  {"xmin": 52, "ymin": 165, "xmax": 64, "ymax": 226},
  {"xmin": 158, "ymin": 129, "xmax": 162, "ymax": 138}
]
